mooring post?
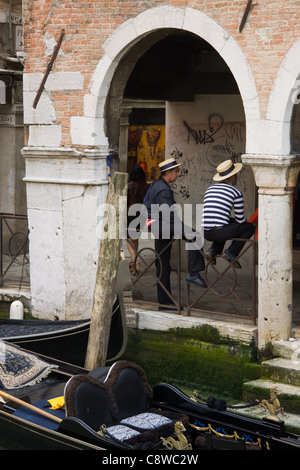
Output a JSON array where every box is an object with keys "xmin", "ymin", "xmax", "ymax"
[{"xmin": 85, "ymin": 172, "xmax": 128, "ymax": 370}]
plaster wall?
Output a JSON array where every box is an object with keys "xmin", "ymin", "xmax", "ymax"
[
  {"xmin": 166, "ymin": 95, "xmax": 255, "ymax": 271},
  {"xmin": 24, "ymin": 148, "xmax": 108, "ymax": 319}
]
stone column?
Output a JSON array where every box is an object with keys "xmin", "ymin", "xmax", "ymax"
[
  {"xmin": 119, "ymin": 107, "xmax": 131, "ymax": 173},
  {"xmin": 23, "ymin": 146, "xmax": 109, "ymax": 320},
  {"xmin": 242, "ymin": 154, "xmax": 300, "ymax": 348}
]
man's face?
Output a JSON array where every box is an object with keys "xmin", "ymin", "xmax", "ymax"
[{"xmin": 166, "ymin": 167, "xmax": 180, "ymax": 183}]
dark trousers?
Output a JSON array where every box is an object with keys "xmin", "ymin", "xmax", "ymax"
[
  {"xmin": 155, "ymin": 237, "xmax": 205, "ymax": 305},
  {"xmin": 204, "ymin": 221, "xmax": 255, "ymax": 257}
]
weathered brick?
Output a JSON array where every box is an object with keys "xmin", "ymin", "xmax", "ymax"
[{"xmin": 21, "ymin": 0, "xmax": 300, "ymax": 145}]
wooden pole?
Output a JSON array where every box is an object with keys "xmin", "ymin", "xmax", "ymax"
[
  {"xmin": 85, "ymin": 172, "xmax": 128, "ymax": 370},
  {"xmin": 0, "ymin": 390, "xmax": 62, "ymax": 424}
]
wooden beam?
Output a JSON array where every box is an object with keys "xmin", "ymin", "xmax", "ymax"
[{"xmin": 85, "ymin": 172, "xmax": 128, "ymax": 370}]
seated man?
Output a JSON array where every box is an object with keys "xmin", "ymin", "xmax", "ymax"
[{"xmin": 201, "ymin": 159, "xmax": 255, "ymax": 269}]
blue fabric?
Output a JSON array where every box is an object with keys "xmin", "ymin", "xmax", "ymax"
[
  {"xmin": 121, "ymin": 412, "xmax": 171, "ymax": 430},
  {"xmin": 13, "ymin": 397, "xmax": 65, "ymax": 431},
  {"xmin": 105, "ymin": 425, "xmax": 140, "ymax": 441}
]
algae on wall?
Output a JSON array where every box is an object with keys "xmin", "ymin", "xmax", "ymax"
[{"xmin": 121, "ymin": 325, "xmax": 257, "ymax": 400}]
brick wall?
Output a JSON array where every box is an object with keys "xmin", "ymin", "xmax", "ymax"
[{"xmin": 22, "ymin": 0, "xmax": 300, "ymax": 147}]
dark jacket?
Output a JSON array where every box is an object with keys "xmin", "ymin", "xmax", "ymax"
[{"xmin": 143, "ymin": 177, "xmax": 193, "ymax": 239}]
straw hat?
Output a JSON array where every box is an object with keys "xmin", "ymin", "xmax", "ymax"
[
  {"xmin": 213, "ymin": 160, "xmax": 243, "ymax": 182},
  {"xmin": 158, "ymin": 157, "xmax": 183, "ymax": 172}
]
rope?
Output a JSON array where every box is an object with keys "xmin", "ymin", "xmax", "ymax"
[
  {"xmin": 191, "ymin": 391, "xmax": 261, "ymax": 411},
  {"xmin": 189, "ymin": 422, "xmax": 263, "ymax": 449}
]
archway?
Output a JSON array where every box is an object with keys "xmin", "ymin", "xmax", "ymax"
[
  {"xmin": 83, "ymin": 6, "xmax": 261, "ymax": 320},
  {"xmin": 98, "ymin": 6, "xmax": 259, "ymax": 233},
  {"xmin": 266, "ymin": 39, "xmax": 300, "ymax": 155},
  {"xmin": 266, "ymin": 40, "xmax": 300, "ymax": 324},
  {"xmin": 80, "ymin": 6, "xmax": 260, "ymax": 151}
]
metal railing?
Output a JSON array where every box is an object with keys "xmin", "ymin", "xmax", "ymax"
[
  {"xmin": 0, "ymin": 213, "xmax": 29, "ymax": 287},
  {"xmin": 129, "ymin": 236, "xmax": 257, "ymax": 325}
]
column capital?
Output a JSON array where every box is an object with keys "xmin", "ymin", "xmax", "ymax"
[
  {"xmin": 22, "ymin": 146, "xmax": 109, "ymax": 186},
  {"xmin": 242, "ymin": 153, "xmax": 300, "ymax": 195},
  {"xmin": 120, "ymin": 106, "xmax": 132, "ymax": 126}
]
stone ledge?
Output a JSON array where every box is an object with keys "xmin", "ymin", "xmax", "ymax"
[
  {"xmin": 129, "ymin": 306, "xmax": 258, "ymax": 345},
  {"xmin": 273, "ymin": 339, "xmax": 300, "ymax": 359}
]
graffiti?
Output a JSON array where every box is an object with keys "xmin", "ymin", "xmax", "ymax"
[
  {"xmin": 212, "ymin": 139, "xmax": 236, "ymax": 156},
  {"xmin": 175, "ymin": 184, "xmax": 190, "ymax": 199},
  {"xmin": 170, "ymin": 147, "xmax": 190, "ymax": 199},
  {"xmin": 170, "ymin": 147, "xmax": 183, "ymax": 162},
  {"xmin": 166, "ymin": 98, "xmax": 253, "ymax": 211},
  {"xmin": 183, "ymin": 113, "xmax": 224, "ymax": 146},
  {"xmin": 225, "ymin": 121, "xmax": 245, "ymax": 142},
  {"xmin": 211, "ymin": 139, "xmax": 243, "ymax": 166}
]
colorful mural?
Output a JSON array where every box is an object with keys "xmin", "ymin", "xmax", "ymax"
[{"xmin": 128, "ymin": 125, "xmax": 165, "ymax": 181}]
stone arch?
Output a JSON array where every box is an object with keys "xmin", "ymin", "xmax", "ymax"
[
  {"xmin": 76, "ymin": 6, "xmax": 260, "ymax": 150},
  {"xmin": 266, "ymin": 39, "xmax": 300, "ymax": 155}
]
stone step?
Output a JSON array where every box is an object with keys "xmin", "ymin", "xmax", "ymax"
[
  {"xmin": 243, "ymin": 354, "xmax": 300, "ymax": 416},
  {"xmin": 261, "ymin": 357, "xmax": 300, "ymax": 386},
  {"xmin": 243, "ymin": 378, "xmax": 300, "ymax": 415},
  {"xmin": 273, "ymin": 339, "xmax": 300, "ymax": 359}
]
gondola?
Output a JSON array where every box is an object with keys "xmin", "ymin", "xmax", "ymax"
[
  {"xmin": 0, "ymin": 294, "xmax": 127, "ymax": 367},
  {"xmin": 0, "ymin": 342, "xmax": 299, "ymax": 451}
]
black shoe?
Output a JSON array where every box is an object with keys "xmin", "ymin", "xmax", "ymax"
[
  {"xmin": 158, "ymin": 303, "xmax": 183, "ymax": 312},
  {"xmin": 205, "ymin": 248, "xmax": 217, "ymax": 265},
  {"xmin": 186, "ymin": 273, "xmax": 207, "ymax": 288},
  {"xmin": 222, "ymin": 249, "xmax": 241, "ymax": 269}
]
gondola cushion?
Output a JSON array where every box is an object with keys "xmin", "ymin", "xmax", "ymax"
[
  {"xmin": 104, "ymin": 424, "xmax": 140, "ymax": 442},
  {"xmin": 121, "ymin": 412, "xmax": 172, "ymax": 430},
  {"xmin": 64, "ymin": 361, "xmax": 190, "ymax": 448}
]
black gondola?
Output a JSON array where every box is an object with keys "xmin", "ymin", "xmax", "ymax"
[
  {"xmin": 0, "ymin": 343, "xmax": 299, "ymax": 451},
  {"xmin": 0, "ymin": 294, "xmax": 127, "ymax": 367}
]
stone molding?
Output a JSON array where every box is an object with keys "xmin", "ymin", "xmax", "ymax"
[
  {"xmin": 242, "ymin": 153, "xmax": 300, "ymax": 195},
  {"xmin": 22, "ymin": 146, "xmax": 109, "ymax": 186}
]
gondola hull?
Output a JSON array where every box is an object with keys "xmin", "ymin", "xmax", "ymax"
[
  {"xmin": 0, "ymin": 348, "xmax": 114, "ymax": 450},
  {"xmin": 0, "ymin": 410, "xmax": 104, "ymax": 450},
  {"xmin": 0, "ymin": 294, "xmax": 127, "ymax": 367},
  {"xmin": 152, "ymin": 383, "xmax": 300, "ymax": 450}
]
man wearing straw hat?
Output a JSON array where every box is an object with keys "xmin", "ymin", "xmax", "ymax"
[
  {"xmin": 201, "ymin": 159, "xmax": 255, "ymax": 268},
  {"xmin": 143, "ymin": 157, "xmax": 206, "ymax": 311}
]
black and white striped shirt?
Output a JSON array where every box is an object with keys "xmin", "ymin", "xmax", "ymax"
[{"xmin": 201, "ymin": 183, "xmax": 246, "ymax": 230}]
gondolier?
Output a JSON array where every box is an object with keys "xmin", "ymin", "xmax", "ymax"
[
  {"xmin": 143, "ymin": 157, "xmax": 206, "ymax": 310},
  {"xmin": 201, "ymin": 159, "xmax": 255, "ymax": 268}
]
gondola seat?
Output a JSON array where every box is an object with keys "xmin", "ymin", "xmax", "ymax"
[{"xmin": 64, "ymin": 360, "xmax": 190, "ymax": 449}]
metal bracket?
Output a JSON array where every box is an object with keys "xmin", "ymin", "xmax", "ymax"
[
  {"xmin": 239, "ymin": 0, "xmax": 253, "ymax": 33},
  {"xmin": 33, "ymin": 30, "xmax": 65, "ymax": 109}
]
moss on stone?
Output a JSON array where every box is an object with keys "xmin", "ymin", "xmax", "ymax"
[{"xmin": 122, "ymin": 328, "xmax": 258, "ymax": 400}]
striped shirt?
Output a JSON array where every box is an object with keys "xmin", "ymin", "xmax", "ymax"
[{"xmin": 201, "ymin": 182, "xmax": 246, "ymax": 230}]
